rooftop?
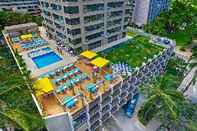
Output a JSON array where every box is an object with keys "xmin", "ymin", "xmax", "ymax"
[
  {"xmin": 34, "ymin": 54, "xmax": 122, "ymax": 117},
  {"xmin": 4, "ymin": 23, "xmax": 38, "ymax": 32},
  {"xmin": 3, "ymin": 23, "xmax": 77, "ymax": 78}
]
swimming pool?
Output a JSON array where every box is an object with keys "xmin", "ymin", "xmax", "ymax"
[{"xmin": 32, "ymin": 52, "xmax": 62, "ymax": 68}]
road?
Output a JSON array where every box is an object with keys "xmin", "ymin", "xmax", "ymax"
[{"xmin": 103, "ymin": 95, "xmax": 160, "ymax": 131}]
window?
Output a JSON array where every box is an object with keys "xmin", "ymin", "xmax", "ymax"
[
  {"xmin": 64, "ymin": 6, "xmax": 79, "ymax": 14},
  {"xmin": 67, "ymin": 28, "xmax": 81, "ymax": 35},
  {"xmin": 88, "ymin": 40, "xmax": 101, "ymax": 50},
  {"xmin": 65, "ymin": 18, "xmax": 80, "ymax": 25}
]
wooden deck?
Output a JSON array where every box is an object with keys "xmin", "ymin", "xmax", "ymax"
[{"xmin": 35, "ymin": 60, "xmax": 122, "ymax": 117}]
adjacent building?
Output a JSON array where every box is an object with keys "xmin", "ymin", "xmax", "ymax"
[
  {"xmin": 40, "ymin": 0, "xmax": 134, "ymax": 54},
  {"xmin": 132, "ymin": 0, "xmax": 169, "ymax": 26},
  {"xmin": 0, "ymin": 0, "xmax": 40, "ymax": 15}
]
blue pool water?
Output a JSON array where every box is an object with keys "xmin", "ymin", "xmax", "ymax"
[
  {"xmin": 42, "ymin": 47, "xmax": 51, "ymax": 51},
  {"xmin": 32, "ymin": 52, "xmax": 62, "ymax": 68}
]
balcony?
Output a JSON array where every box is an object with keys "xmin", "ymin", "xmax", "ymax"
[
  {"xmin": 82, "ymin": 0, "xmax": 104, "ymax": 4},
  {"xmin": 83, "ymin": 10, "xmax": 104, "ymax": 17},
  {"xmin": 84, "ymin": 19, "xmax": 104, "ymax": 26},
  {"xmin": 83, "ymin": 4, "xmax": 104, "ymax": 14},
  {"xmin": 85, "ymin": 36, "xmax": 103, "ymax": 45},
  {"xmin": 67, "ymin": 33, "xmax": 81, "ymax": 40},
  {"xmin": 85, "ymin": 27, "xmax": 104, "ymax": 36}
]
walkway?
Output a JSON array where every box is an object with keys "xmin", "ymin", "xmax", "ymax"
[
  {"xmin": 178, "ymin": 67, "xmax": 197, "ymax": 103},
  {"xmin": 178, "ymin": 67, "xmax": 197, "ymax": 92}
]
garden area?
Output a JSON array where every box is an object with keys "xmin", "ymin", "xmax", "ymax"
[{"xmin": 102, "ymin": 36, "xmax": 163, "ymax": 68}]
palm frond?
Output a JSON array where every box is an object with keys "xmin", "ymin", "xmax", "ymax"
[
  {"xmin": 160, "ymin": 93, "xmax": 178, "ymax": 119},
  {"xmin": 138, "ymin": 94, "xmax": 158, "ymax": 124},
  {"xmin": 0, "ymin": 109, "xmax": 30, "ymax": 131},
  {"xmin": 186, "ymin": 120, "xmax": 197, "ymax": 131},
  {"xmin": 165, "ymin": 90, "xmax": 185, "ymax": 101},
  {"xmin": 0, "ymin": 109, "xmax": 43, "ymax": 131}
]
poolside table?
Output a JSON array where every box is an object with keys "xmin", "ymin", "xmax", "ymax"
[
  {"xmin": 86, "ymin": 83, "xmax": 97, "ymax": 93},
  {"xmin": 56, "ymin": 85, "xmax": 64, "ymax": 93},
  {"xmin": 63, "ymin": 96, "xmax": 76, "ymax": 109}
]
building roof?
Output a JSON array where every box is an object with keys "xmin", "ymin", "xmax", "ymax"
[
  {"xmin": 91, "ymin": 57, "xmax": 109, "ymax": 68},
  {"xmin": 80, "ymin": 50, "xmax": 97, "ymax": 59},
  {"xmin": 33, "ymin": 77, "xmax": 54, "ymax": 96},
  {"xmin": 4, "ymin": 23, "xmax": 37, "ymax": 31}
]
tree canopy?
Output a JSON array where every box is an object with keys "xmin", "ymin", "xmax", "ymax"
[
  {"xmin": 0, "ymin": 11, "xmax": 42, "ymax": 32},
  {"xmin": 144, "ymin": 0, "xmax": 197, "ymax": 47},
  {"xmin": 0, "ymin": 46, "xmax": 44, "ymax": 130},
  {"xmin": 138, "ymin": 58, "xmax": 197, "ymax": 131}
]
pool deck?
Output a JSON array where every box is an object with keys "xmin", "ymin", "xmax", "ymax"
[{"xmin": 20, "ymin": 38, "xmax": 77, "ymax": 79}]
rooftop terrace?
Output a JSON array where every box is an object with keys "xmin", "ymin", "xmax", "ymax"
[
  {"xmin": 33, "ymin": 51, "xmax": 122, "ymax": 116},
  {"xmin": 102, "ymin": 36, "xmax": 164, "ymax": 68},
  {"xmin": 3, "ymin": 23, "xmax": 77, "ymax": 78}
]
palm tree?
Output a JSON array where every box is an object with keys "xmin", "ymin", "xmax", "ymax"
[
  {"xmin": 188, "ymin": 46, "xmax": 197, "ymax": 68},
  {"xmin": 157, "ymin": 102, "xmax": 197, "ymax": 131},
  {"xmin": 0, "ymin": 98, "xmax": 43, "ymax": 131},
  {"xmin": 138, "ymin": 75, "xmax": 185, "ymax": 125}
]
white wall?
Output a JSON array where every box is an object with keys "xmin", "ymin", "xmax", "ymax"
[{"xmin": 133, "ymin": 0, "xmax": 150, "ymax": 26}]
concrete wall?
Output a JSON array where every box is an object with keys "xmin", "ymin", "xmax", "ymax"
[
  {"xmin": 45, "ymin": 113, "xmax": 74, "ymax": 131},
  {"xmin": 133, "ymin": 0, "xmax": 150, "ymax": 26}
]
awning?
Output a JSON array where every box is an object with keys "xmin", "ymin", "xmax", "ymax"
[
  {"xmin": 80, "ymin": 50, "xmax": 97, "ymax": 59},
  {"xmin": 90, "ymin": 57, "xmax": 109, "ymax": 68},
  {"xmin": 33, "ymin": 77, "xmax": 54, "ymax": 96}
]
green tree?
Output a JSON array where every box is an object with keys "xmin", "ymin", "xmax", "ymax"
[
  {"xmin": 138, "ymin": 71, "xmax": 197, "ymax": 131},
  {"xmin": 0, "ymin": 11, "xmax": 42, "ymax": 31},
  {"xmin": 144, "ymin": 0, "xmax": 197, "ymax": 47},
  {"xmin": 138, "ymin": 76, "xmax": 185, "ymax": 125},
  {"xmin": 0, "ymin": 47, "xmax": 44, "ymax": 130}
]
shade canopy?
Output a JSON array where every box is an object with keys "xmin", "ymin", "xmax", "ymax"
[
  {"xmin": 80, "ymin": 50, "xmax": 97, "ymax": 59},
  {"xmin": 91, "ymin": 57, "xmax": 109, "ymax": 68},
  {"xmin": 33, "ymin": 77, "xmax": 54, "ymax": 96},
  {"xmin": 20, "ymin": 34, "xmax": 32, "ymax": 40}
]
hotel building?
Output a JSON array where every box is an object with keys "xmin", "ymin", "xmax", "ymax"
[{"xmin": 40, "ymin": 0, "xmax": 134, "ymax": 54}]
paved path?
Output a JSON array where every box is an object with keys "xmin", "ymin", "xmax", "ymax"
[
  {"xmin": 178, "ymin": 67, "xmax": 197, "ymax": 103},
  {"xmin": 103, "ymin": 95, "xmax": 160, "ymax": 131},
  {"xmin": 178, "ymin": 67, "xmax": 197, "ymax": 92}
]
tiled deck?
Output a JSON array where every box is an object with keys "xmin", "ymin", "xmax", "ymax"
[
  {"xmin": 36, "ymin": 59, "xmax": 122, "ymax": 117},
  {"xmin": 20, "ymin": 39, "xmax": 77, "ymax": 78}
]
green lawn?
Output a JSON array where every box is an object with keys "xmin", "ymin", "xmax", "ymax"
[
  {"xmin": 102, "ymin": 36, "xmax": 163, "ymax": 68},
  {"xmin": 168, "ymin": 31, "xmax": 192, "ymax": 48}
]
